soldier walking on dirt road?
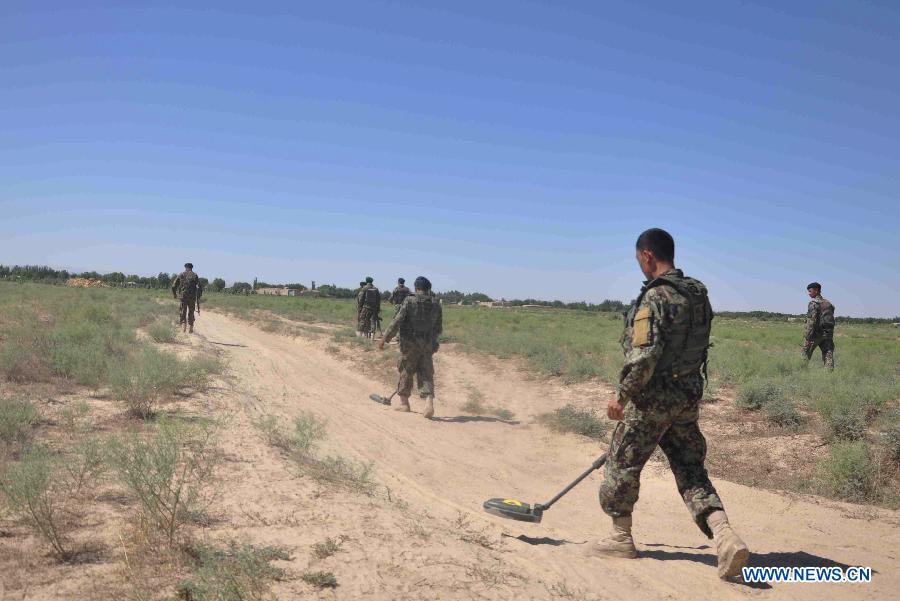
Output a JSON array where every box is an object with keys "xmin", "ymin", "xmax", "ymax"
[
  {"xmin": 378, "ymin": 276, "xmax": 442, "ymax": 418},
  {"xmin": 172, "ymin": 262, "xmax": 202, "ymax": 334},
  {"xmin": 589, "ymin": 228, "xmax": 749, "ymax": 580},
  {"xmin": 803, "ymin": 282, "xmax": 836, "ymax": 371},
  {"xmin": 357, "ymin": 276, "xmax": 381, "ymax": 338}
]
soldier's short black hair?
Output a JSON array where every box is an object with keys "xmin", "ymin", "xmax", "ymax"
[
  {"xmin": 184, "ymin": 263, "xmax": 193, "ymax": 269},
  {"xmin": 807, "ymin": 282, "xmax": 821, "ymax": 291},
  {"xmin": 359, "ymin": 281, "xmax": 366, "ymax": 287},
  {"xmin": 365, "ymin": 276, "xmax": 373, "ymax": 284},
  {"xmin": 635, "ymin": 228, "xmax": 675, "ymax": 263},
  {"xmin": 398, "ymin": 278, "xmax": 405, "ymax": 284},
  {"xmin": 414, "ymin": 276, "xmax": 431, "ymax": 291}
]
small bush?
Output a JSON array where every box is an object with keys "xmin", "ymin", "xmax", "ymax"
[
  {"xmin": 881, "ymin": 422, "xmax": 900, "ymax": 465},
  {"xmin": 824, "ymin": 403, "xmax": 867, "ymax": 442},
  {"xmin": 301, "ymin": 570, "xmax": 337, "ymax": 589},
  {"xmin": 109, "ymin": 419, "xmax": 219, "ymax": 545},
  {"xmin": 307, "ymin": 455, "xmax": 375, "ymax": 495},
  {"xmin": 493, "ymin": 408, "xmax": 516, "ymax": 421},
  {"xmin": 0, "ymin": 397, "xmax": 39, "ymax": 453},
  {"xmin": 735, "ymin": 378, "xmax": 783, "ymax": 411},
  {"xmin": 110, "ymin": 347, "xmax": 219, "ymax": 418},
  {"xmin": 818, "ymin": 441, "xmax": 876, "ymax": 502},
  {"xmin": 311, "ymin": 537, "xmax": 343, "ymax": 560},
  {"xmin": 0, "ymin": 446, "xmax": 73, "ymax": 560},
  {"xmin": 461, "ymin": 388, "xmax": 487, "ymax": 414},
  {"xmin": 763, "ymin": 396, "xmax": 803, "ymax": 430},
  {"xmin": 148, "ymin": 319, "xmax": 177, "ymax": 344},
  {"xmin": 177, "ymin": 542, "xmax": 289, "ymax": 601},
  {"xmin": 539, "ymin": 404, "xmax": 607, "ymax": 440}
]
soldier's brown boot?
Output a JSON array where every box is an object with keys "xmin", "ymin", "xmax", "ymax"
[
  {"xmin": 188, "ymin": 324, "xmax": 194, "ymax": 334},
  {"xmin": 707, "ymin": 510, "xmax": 749, "ymax": 580},
  {"xmin": 584, "ymin": 516, "xmax": 637, "ymax": 559},
  {"xmin": 182, "ymin": 322, "xmax": 187, "ymax": 333},
  {"xmin": 423, "ymin": 396, "xmax": 435, "ymax": 419},
  {"xmin": 394, "ymin": 395, "xmax": 411, "ymax": 412}
]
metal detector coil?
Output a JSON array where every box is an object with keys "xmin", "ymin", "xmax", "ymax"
[
  {"xmin": 482, "ymin": 453, "xmax": 607, "ymax": 524},
  {"xmin": 483, "ymin": 498, "xmax": 544, "ymax": 523}
]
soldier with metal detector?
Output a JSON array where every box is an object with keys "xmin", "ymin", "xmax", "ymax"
[{"xmin": 377, "ymin": 276, "xmax": 442, "ymax": 418}]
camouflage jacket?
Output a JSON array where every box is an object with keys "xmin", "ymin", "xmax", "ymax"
[
  {"xmin": 383, "ymin": 292, "xmax": 443, "ymax": 350},
  {"xmin": 618, "ymin": 269, "xmax": 709, "ymax": 406},
  {"xmin": 805, "ymin": 295, "xmax": 835, "ymax": 340},
  {"xmin": 172, "ymin": 270, "xmax": 201, "ymax": 302},
  {"xmin": 389, "ymin": 285, "xmax": 411, "ymax": 305}
]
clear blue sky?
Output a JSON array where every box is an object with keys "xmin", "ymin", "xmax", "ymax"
[{"xmin": 2, "ymin": 1, "xmax": 898, "ymax": 316}]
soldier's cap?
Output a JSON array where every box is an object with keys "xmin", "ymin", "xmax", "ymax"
[
  {"xmin": 184, "ymin": 263, "xmax": 193, "ymax": 269},
  {"xmin": 398, "ymin": 278, "xmax": 405, "ymax": 284},
  {"xmin": 359, "ymin": 282, "xmax": 366, "ymax": 287},
  {"xmin": 807, "ymin": 282, "xmax": 821, "ymax": 291},
  {"xmin": 365, "ymin": 276, "xmax": 373, "ymax": 284}
]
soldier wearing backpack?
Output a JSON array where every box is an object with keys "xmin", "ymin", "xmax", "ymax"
[
  {"xmin": 803, "ymin": 282, "xmax": 835, "ymax": 371},
  {"xmin": 588, "ymin": 228, "xmax": 749, "ymax": 581},
  {"xmin": 357, "ymin": 277, "xmax": 381, "ymax": 338},
  {"xmin": 378, "ymin": 276, "xmax": 443, "ymax": 418}
]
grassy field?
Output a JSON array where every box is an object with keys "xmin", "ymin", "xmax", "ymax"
[{"xmin": 203, "ymin": 291, "xmax": 899, "ymax": 505}]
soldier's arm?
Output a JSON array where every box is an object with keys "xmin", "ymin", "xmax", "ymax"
[
  {"xmin": 433, "ymin": 304, "xmax": 443, "ymax": 339},
  {"xmin": 804, "ymin": 301, "xmax": 818, "ymax": 340},
  {"xmin": 618, "ymin": 290, "xmax": 668, "ymax": 404},
  {"xmin": 382, "ymin": 300, "xmax": 408, "ymax": 343}
]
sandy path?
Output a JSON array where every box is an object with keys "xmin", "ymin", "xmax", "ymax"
[{"xmin": 198, "ymin": 310, "xmax": 899, "ymax": 600}]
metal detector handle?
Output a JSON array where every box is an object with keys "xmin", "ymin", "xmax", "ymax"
[{"xmin": 536, "ymin": 453, "xmax": 608, "ymax": 512}]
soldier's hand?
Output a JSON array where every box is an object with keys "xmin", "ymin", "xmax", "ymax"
[
  {"xmin": 377, "ymin": 340, "xmax": 385, "ymax": 351},
  {"xmin": 607, "ymin": 395, "xmax": 625, "ymax": 421}
]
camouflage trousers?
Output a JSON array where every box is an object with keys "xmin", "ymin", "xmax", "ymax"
[
  {"xmin": 803, "ymin": 336, "xmax": 835, "ymax": 371},
  {"xmin": 599, "ymin": 391, "xmax": 724, "ymax": 538},
  {"xmin": 358, "ymin": 308, "xmax": 378, "ymax": 334},
  {"xmin": 178, "ymin": 299, "xmax": 196, "ymax": 326},
  {"xmin": 397, "ymin": 343, "xmax": 435, "ymax": 398}
]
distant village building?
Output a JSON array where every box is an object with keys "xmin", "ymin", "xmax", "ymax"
[{"xmin": 257, "ymin": 287, "xmax": 298, "ymax": 297}]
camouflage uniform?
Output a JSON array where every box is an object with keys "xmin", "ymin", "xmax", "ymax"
[
  {"xmin": 172, "ymin": 270, "xmax": 201, "ymax": 326},
  {"xmin": 357, "ymin": 283, "xmax": 381, "ymax": 335},
  {"xmin": 599, "ymin": 269, "xmax": 724, "ymax": 538},
  {"xmin": 383, "ymin": 292, "xmax": 443, "ymax": 397},
  {"xmin": 803, "ymin": 295, "xmax": 835, "ymax": 370},
  {"xmin": 389, "ymin": 284, "xmax": 411, "ymax": 315}
]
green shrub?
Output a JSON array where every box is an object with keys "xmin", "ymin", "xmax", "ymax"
[
  {"xmin": 311, "ymin": 537, "xmax": 343, "ymax": 560},
  {"xmin": 0, "ymin": 446, "xmax": 73, "ymax": 560},
  {"xmin": 735, "ymin": 378, "xmax": 783, "ymax": 411},
  {"xmin": 0, "ymin": 397, "xmax": 40, "ymax": 453},
  {"xmin": 538, "ymin": 404, "xmax": 607, "ymax": 440},
  {"xmin": 177, "ymin": 542, "xmax": 289, "ymax": 601},
  {"xmin": 148, "ymin": 319, "xmax": 177, "ymax": 344},
  {"xmin": 301, "ymin": 570, "xmax": 337, "ymax": 589},
  {"xmin": 818, "ymin": 441, "xmax": 876, "ymax": 502},
  {"xmin": 763, "ymin": 396, "xmax": 803, "ymax": 430},
  {"xmin": 109, "ymin": 419, "xmax": 219, "ymax": 545}
]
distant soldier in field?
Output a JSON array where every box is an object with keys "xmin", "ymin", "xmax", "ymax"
[
  {"xmin": 589, "ymin": 228, "xmax": 749, "ymax": 581},
  {"xmin": 389, "ymin": 278, "xmax": 411, "ymax": 315},
  {"xmin": 357, "ymin": 276, "xmax": 381, "ymax": 338},
  {"xmin": 172, "ymin": 263, "xmax": 202, "ymax": 333},
  {"xmin": 355, "ymin": 281, "xmax": 366, "ymax": 336},
  {"xmin": 378, "ymin": 276, "xmax": 443, "ymax": 418},
  {"xmin": 803, "ymin": 282, "xmax": 835, "ymax": 371}
]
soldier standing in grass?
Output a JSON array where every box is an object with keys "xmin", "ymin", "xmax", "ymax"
[
  {"xmin": 357, "ymin": 276, "xmax": 381, "ymax": 338},
  {"xmin": 389, "ymin": 278, "xmax": 411, "ymax": 315},
  {"xmin": 803, "ymin": 282, "xmax": 836, "ymax": 371},
  {"xmin": 378, "ymin": 276, "xmax": 442, "ymax": 418},
  {"xmin": 355, "ymin": 281, "xmax": 367, "ymax": 336},
  {"xmin": 588, "ymin": 228, "xmax": 749, "ymax": 581},
  {"xmin": 172, "ymin": 263, "xmax": 202, "ymax": 334}
]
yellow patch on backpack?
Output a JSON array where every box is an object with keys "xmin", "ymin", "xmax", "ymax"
[{"xmin": 631, "ymin": 306, "xmax": 651, "ymax": 347}]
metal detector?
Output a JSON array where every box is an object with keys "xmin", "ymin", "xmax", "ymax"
[{"xmin": 482, "ymin": 453, "xmax": 607, "ymax": 523}]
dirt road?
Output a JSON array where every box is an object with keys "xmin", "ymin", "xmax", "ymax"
[{"xmin": 198, "ymin": 310, "xmax": 899, "ymax": 600}]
